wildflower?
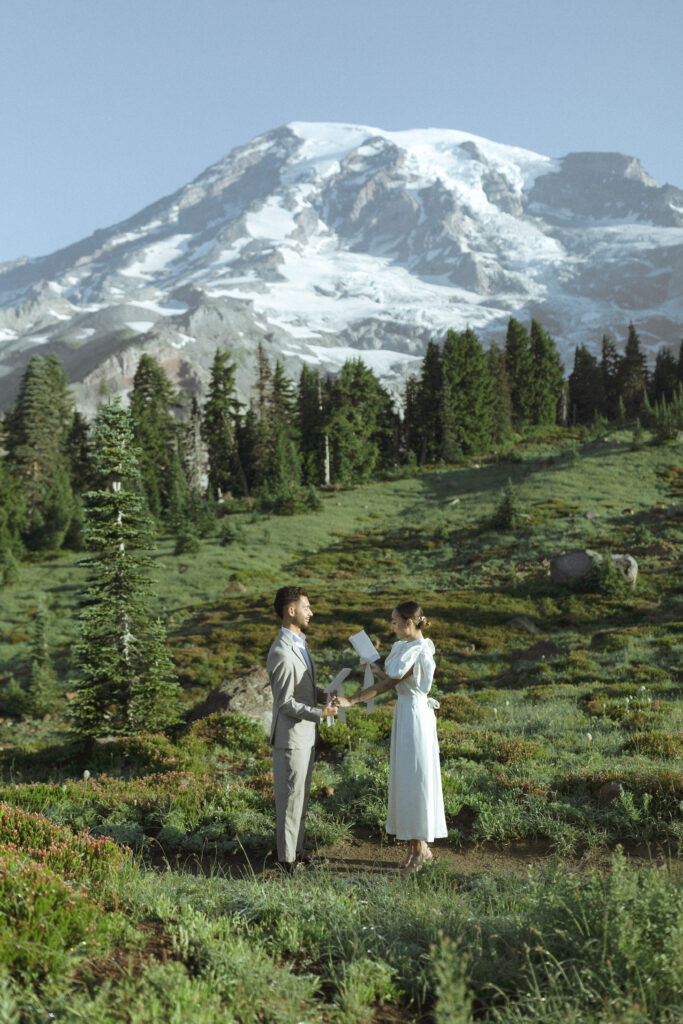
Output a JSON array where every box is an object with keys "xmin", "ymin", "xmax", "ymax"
[{"xmin": 586, "ymin": 732, "xmax": 593, "ymax": 742}]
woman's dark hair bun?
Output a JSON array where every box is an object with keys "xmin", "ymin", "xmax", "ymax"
[{"xmin": 395, "ymin": 601, "xmax": 429, "ymax": 630}]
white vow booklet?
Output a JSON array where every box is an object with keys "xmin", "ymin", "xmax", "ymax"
[{"xmin": 348, "ymin": 630, "xmax": 380, "ymax": 663}]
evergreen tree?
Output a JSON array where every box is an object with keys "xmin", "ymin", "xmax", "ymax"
[
  {"xmin": 600, "ymin": 334, "xmax": 622, "ymax": 420},
  {"xmin": 1, "ymin": 548, "xmax": 20, "ymax": 587},
  {"xmin": 167, "ymin": 448, "xmax": 191, "ymax": 531},
  {"xmin": 492, "ymin": 478, "xmax": 522, "ymax": 530},
  {"xmin": 504, "ymin": 318, "xmax": 534, "ymax": 425},
  {"xmin": 618, "ymin": 323, "xmax": 649, "ymax": 419},
  {"xmin": 71, "ymin": 399, "xmax": 182, "ymax": 738},
  {"xmin": 254, "ymin": 341, "xmax": 273, "ymax": 420},
  {"xmin": 236, "ymin": 403, "xmax": 261, "ymax": 494},
  {"xmin": 259, "ymin": 430, "xmax": 304, "ymax": 514},
  {"xmin": 652, "ymin": 346, "xmax": 679, "ymax": 403},
  {"xmin": 438, "ymin": 369, "xmax": 460, "ymax": 463},
  {"xmin": 26, "ymin": 599, "xmax": 60, "ymax": 716},
  {"xmin": 258, "ymin": 360, "xmax": 307, "ymax": 510},
  {"xmin": 0, "ymin": 447, "xmax": 25, "ymax": 559},
  {"xmin": 298, "ymin": 365, "xmax": 328, "ymax": 485},
  {"xmin": 66, "ymin": 411, "xmax": 95, "ymax": 494},
  {"xmin": 487, "ymin": 343, "xmax": 513, "ymax": 442},
  {"xmin": 4, "ymin": 354, "xmax": 76, "ymax": 549},
  {"xmin": 528, "ymin": 320, "xmax": 564, "ymax": 425},
  {"xmin": 129, "ymin": 354, "xmax": 178, "ymax": 519},
  {"xmin": 202, "ymin": 349, "xmax": 248, "ymax": 499},
  {"xmin": 269, "ymin": 360, "xmax": 298, "ymax": 429},
  {"xmin": 326, "ymin": 359, "xmax": 394, "ymax": 483},
  {"xmin": 413, "ymin": 341, "xmax": 443, "ymax": 463},
  {"xmin": 126, "ymin": 617, "xmax": 182, "ymax": 733},
  {"xmin": 568, "ymin": 344, "xmax": 605, "ymax": 424},
  {"xmin": 401, "ymin": 375, "xmax": 421, "ymax": 462},
  {"xmin": 439, "ymin": 328, "xmax": 495, "ymax": 457}
]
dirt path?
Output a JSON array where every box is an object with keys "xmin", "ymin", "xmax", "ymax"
[{"xmin": 168, "ymin": 830, "xmax": 680, "ymax": 881}]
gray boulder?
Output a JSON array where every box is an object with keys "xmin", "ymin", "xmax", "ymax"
[
  {"xmin": 549, "ymin": 549, "xmax": 638, "ymax": 586},
  {"xmin": 549, "ymin": 550, "xmax": 595, "ymax": 584},
  {"xmin": 186, "ymin": 666, "xmax": 272, "ymax": 734}
]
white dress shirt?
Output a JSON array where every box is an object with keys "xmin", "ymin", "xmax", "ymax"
[{"xmin": 280, "ymin": 626, "xmax": 314, "ymax": 676}]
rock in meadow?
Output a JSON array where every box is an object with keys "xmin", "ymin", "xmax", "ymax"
[{"xmin": 186, "ymin": 666, "xmax": 272, "ymax": 734}]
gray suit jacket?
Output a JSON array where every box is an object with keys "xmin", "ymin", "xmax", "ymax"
[{"xmin": 267, "ymin": 630, "xmax": 328, "ymax": 749}]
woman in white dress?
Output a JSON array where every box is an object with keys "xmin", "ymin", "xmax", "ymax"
[{"xmin": 346, "ymin": 601, "xmax": 447, "ymax": 873}]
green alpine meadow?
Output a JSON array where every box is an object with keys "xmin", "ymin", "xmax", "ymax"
[{"xmin": 0, "ymin": 328, "xmax": 682, "ymax": 1023}]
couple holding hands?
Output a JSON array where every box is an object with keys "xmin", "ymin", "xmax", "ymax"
[{"xmin": 267, "ymin": 586, "xmax": 447, "ymax": 875}]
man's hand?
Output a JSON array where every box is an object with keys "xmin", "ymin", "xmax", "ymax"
[
  {"xmin": 333, "ymin": 696, "xmax": 351, "ymax": 707},
  {"xmin": 320, "ymin": 701, "xmax": 338, "ymax": 718}
]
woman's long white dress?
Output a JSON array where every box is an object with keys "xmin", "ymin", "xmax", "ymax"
[{"xmin": 384, "ymin": 638, "xmax": 448, "ymax": 843}]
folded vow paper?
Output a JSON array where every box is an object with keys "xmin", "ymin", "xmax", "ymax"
[{"xmin": 348, "ymin": 630, "xmax": 380, "ymax": 663}]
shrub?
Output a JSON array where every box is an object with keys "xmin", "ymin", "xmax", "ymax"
[
  {"xmin": 174, "ymin": 527, "xmax": 201, "ymax": 555},
  {"xmin": 437, "ymin": 723, "xmax": 543, "ymax": 765},
  {"xmin": 561, "ymin": 767, "xmax": 683, "ymax": 815},
  {"xmin": 318, "ymin": 707, "xmax": 394, "ymax": 754},
  {"xmin": 184, "ymin": 712, "xmax": 270, "ymax": 760},
  {"xmin": 0, "ymin": 676, "xmax": 29, "ymax": 718},
  {"xmin": 624, "ymin": 732, "xmax": 683, "ymax": 759},
  {"xmin": 437, "ymin": 693, "xmax": 490, "ymax": 723},
  {"xmin": 0, "ymin": 802, "xmax": 130, "ymax": 894},
  {"xmin": 593, "ymin": 556, "xmax": 630, "ymax": 597},
  {"xmin": 0, "ymin": 850, "xmax": 113, "ymax": 978},
  {"xmin": 491, "ymin": 478, "xmax": 523, "ymax": 530}
]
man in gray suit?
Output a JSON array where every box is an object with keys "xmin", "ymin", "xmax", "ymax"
[{"xmin": 267, "ymin": 586, "xmax": 344, "ymax": 871}]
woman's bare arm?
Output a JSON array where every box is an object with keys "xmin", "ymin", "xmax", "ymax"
[
  {"xmin": 347, "ymin": 673, "xmax": 396, "ymax": 705},
  {"xmin": 347, "ymin": 661, "xmax": 412, "ymax": 705}
]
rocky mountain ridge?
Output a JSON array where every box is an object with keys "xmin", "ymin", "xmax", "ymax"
[{"xmin": 1, "ymin": 121, "xmax": 682, "ymax": 414}]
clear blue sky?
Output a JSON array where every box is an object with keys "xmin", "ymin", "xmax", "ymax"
[{"xmin": 2, "ymin": 0, "xmax": 681, "ymax": 263}]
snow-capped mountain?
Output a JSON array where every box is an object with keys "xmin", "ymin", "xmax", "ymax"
[{"xmin": 1, "ymin": 121, "xmax": 682, "ymax": 413}]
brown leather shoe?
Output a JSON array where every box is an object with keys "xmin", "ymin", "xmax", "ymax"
[{"xmin": 278, "ymin": 860, "xmax": 302, "ymax": 875}]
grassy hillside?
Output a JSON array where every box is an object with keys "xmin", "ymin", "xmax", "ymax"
[{"xmin": 0, "ymin": 429, "xmax": 681, "ymax": 1022}]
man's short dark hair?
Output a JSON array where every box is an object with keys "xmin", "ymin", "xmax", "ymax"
[{"xmin": 274, "ymin": 586, "xmax": 308, "ymax": 620}]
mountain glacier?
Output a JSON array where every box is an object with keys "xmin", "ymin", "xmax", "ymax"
[{"xmin": 1, "ymin": 121, "xmax": 682, "ymax": 413}]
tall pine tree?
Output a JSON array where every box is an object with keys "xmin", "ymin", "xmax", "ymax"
[
  {"xmin": 528, "ymin": 320, "xmax": 564, "ymax": 425},
  {"xmin": 652, "ymin": 346, "xmax": 679, "ymax": 403},
  {"xmin": 413, "ymin": 340, "xmax": 443, "ymax": 464},
  {"xmin": 298, "ymin": 365, "xmax": 328, "ymax": 485},
  {"xmin": 568, "ymin": 345, "xmax": 605, "ymax": 424},
  {"xmin": 326, "ymin": 359, "xmax": 394, "ymax": 483},
  {"xmin": 504, "ymin": 318, "xmax": 534, "ymax": 425},
  {"xmin": 600, "ymin": 334, "xmax": 622, "ymax": 420},
  {"xmin": 4, "ymin": 354, "xmax": 76, "ymax": 551},
  {"xmin": 487, "ymin": 342, "xmax": 513, "ymax": 442},
  {"xmin": 129, "ymin": 355, "xmax": 178, "ymax": 519},
  {"xmin": 439, "ymin": 328, "xmax": 495, "ymax": 457},
  {"xmin": 618, "ymin": 323, "xmax": 649, "ymax": 418},
  {"xmin": 202, "ymin": 349, "xmax": 248, "ymax": 499},
  {"xmin": 71, "ymin": 399, "xmax": 182, "ymax": 738},
  {"xmin": 26, "ymin": 598, "xmax": 60, "ymax": 716}
]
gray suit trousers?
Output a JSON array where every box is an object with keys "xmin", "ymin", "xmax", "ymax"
[{"xmin": 273, "ymin": 745, "xmax": 316, "ymax": 863}]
